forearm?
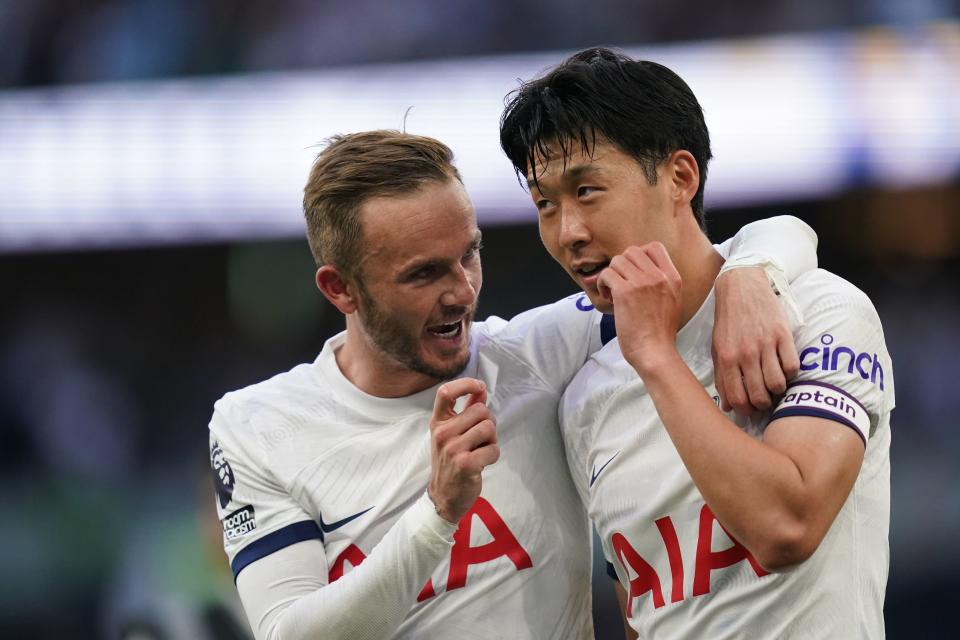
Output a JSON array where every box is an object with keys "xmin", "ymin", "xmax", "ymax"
[
  {"xmin": 238, "ymin": 493, "xmax": 456, "ymax": 640},
  {"xmin": 718, "ymin": 215, "xmax": 818, "ymax": 282},
  {"xmin": 636, "ymin": 351, "xmax": 810, "ymax": 566}
]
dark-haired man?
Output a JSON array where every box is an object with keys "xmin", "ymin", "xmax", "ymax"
[
  {"xmin": 500, "ymin": 48, "xmax": 893, "ymax": 638},
  {"xmin": 209, "ymin": 130, "xmax": 817, "ymax": 639}
]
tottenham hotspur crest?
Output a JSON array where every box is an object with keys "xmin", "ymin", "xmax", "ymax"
[{"xmin": 210, "ymin": 441, "xmax": 235, "ymax": 509}]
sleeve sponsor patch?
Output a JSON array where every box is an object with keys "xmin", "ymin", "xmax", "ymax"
[
  {"xmin": 771, "ymin": 381, "xmax": 869, "ymax": 444},
  {"xmin": 222, "ymin": 505, "xmax": 258, "ymax": 540}
]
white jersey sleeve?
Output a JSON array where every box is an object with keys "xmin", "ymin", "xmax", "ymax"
[
  {"xmin": 210, "ymin": 395, "xmax": 459, "ymax": 640},
  {"xmin": 210, "ymin": 399, "xmax": 320, "ymax": 575},
  {"xmin": 479, "ymin": 293, "xmax": 608, "ymax": 393},
  {"xmin": 770, "ymin": 269, "xmax": 895, "ymax": 442},
  {"xmin": 716, "ymin": 215, "xmax": 819, "ymax": 282},
  {"xmin": 234, "ymin": 494, "xmax": 457, "ymax": 640}
]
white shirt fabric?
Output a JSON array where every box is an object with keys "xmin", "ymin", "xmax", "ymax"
[
  {"xmin": 212, "ymin": 296, "xmax": 604, "ymax": 640},
  {"xmin": 561, "ymin": 268, "xmax": 894, "ymax": 639},
  {"xmin": 208, "ymin": 215, "xmax": 819, "ymax": 640}
]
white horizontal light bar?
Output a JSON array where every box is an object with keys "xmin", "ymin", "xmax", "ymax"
[{"xmin": 1, "ymin": 23, "xmax": 958, "ymax": 252}]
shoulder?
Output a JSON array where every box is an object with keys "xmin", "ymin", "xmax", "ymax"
[
  {"xmin": 792, "ymin": 269, "xmax": 879, "ymax": 321},
  {"xmin": 791, "ymin": 269, "xmax": 889, "ymax": 367},
  {"xmin": 471, "ymin": 293, "xmax": 604, "ymax": 390},
  {"xmin": 780, "ymin": 268, "xmax": 895, "ymax": 430},
  {"xmin": 475, "ymin": 293, "xmax": 600, "ymax": 342},
  {"xmin": 211, "ymin": 360, "xmax": 321, "ymax": 446}
]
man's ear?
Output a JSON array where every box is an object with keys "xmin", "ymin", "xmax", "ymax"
[
  {"xmin": 667, "ymin": 149, "xmax": 700, "ymax": 210},
  {"xmin": 316, "ymin": 265, "xmax": 359, "ymax": 315}
]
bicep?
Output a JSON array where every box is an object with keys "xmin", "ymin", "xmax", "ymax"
[
  {"xmin": 763, "ymin": 415, "xmax": 864, "ymax": 535},
  {"xmin": 236, "ymin": 539, "xmax": 329, "ymax": 640}
]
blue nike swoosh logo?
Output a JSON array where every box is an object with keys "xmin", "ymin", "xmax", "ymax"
[
  {"xmin": 590, "ymin": 451, "xmax": 620, "ymax": 487},
  {"xmin": 319, "ymin": 506, "xmax": 374, "ymax": 533}
]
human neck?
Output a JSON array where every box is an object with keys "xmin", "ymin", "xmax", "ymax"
[
  {"xmin": 334, "ymin": 318, "xmax": 441, "ymax": 398},
  {"xmin": 674, "ymin": 229, "xmax": 725, "ymax": 331}
]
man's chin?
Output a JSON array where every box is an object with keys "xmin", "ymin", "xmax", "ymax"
[
  {"xmin": 412, "ymin": 338, "xmax": 472, "ymax": 381},
  {"xmin": 413, "ymin": 351, "xmax": 471, "ymax": 381},
  {"xmin": 427, "ymin": 342, "xmax": 472, "ymax": 376}
]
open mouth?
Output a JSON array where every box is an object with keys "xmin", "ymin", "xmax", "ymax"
[
  {"xmin": 426, "ymin": 319, "xmax": 464, "ymax": 340},
  {"xmin": 574, "ymin": 261, "xmax": 609, "ymax": 281}
]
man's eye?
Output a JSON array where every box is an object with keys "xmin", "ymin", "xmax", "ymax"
[
  {"xmin": 536, "ymin": 199, "xmax": 555, "ymax": 211},
  {"xmin": 578, "ymin": 186, "xmax": 598, "ymax": 198},
  {"xmin": 411, "ymin": 266, "xmax": 436, "ymax": 280}
]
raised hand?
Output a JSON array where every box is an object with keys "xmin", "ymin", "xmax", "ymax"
[
  {"xmin": 427, "ymin": 378, "xmax": 500, "ymax": 523},
  {"xmin": 712, "ymin": 266, "xmax": 800, "ymax": 417},
  {"xmin": 597, "ymin": 242, "xmax": 683, "ymax": 376}
]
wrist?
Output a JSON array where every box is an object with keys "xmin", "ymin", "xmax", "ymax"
[
  {"xmin": 417, "ymin": 492, "xmax": 460, "ymax": 539},
  {"xmin": 716, "ymin": 264, "xmax": 766, "ymax": 291},
  {"xmin": 626, "ymin": 342, "xmax": 682, "ymax": 379},
  {"xmin": 426, "ymin": 485, "xmax": 459, "ymax": 524}
]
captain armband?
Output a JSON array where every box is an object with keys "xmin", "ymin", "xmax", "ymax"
[{"xmin": 771, "ymin": 381, "xmax": 869, "ymax": 445}]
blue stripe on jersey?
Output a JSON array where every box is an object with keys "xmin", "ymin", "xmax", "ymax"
[
  {"xmin": 231, "ymin": 520, "xmax": 323, "ymax": 580},
  {"xmin": 600, "ymin": 314, "xmax": 616, "ymax": 345},
  {"xmin": 771, "ymin": 406, "xmax": 867, "ymax": 446}
]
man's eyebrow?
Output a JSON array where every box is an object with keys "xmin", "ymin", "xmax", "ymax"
[
  {"xmin": 526, "ymin": 164, "xmax": 601, "ymax": 190},
  {"xmin": 398, "ymin": 257, "xmax": 442, "ymax": 278},
  {"xmin": 397, "ymin": 230, "xmax": 483, "ymax": 275}
]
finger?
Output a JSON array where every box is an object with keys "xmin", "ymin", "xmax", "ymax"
[
  {"xmin": 454, "ymin": 418, "xmax": 497, "ymax": 453},
  {"xmin": 777, "ymin": 331, "xmax": 801, "ymax": 381},
  {"xmin": 716, "ymin": 382, "xmax": 732, "ymax": 412},
  {"xmin": 433, "ymin": 378, "xmax": 485, "ymax": 421},
  {"xmin": 741, "ymin": 354, "xmax": 773, "ymax": 411},
  {"xmin": 464, "ymin": 385, "xmax": 488, "ymax": 409},
  {"xmin": 641, "ymin": 242, "xmax": 680, "ymax": 281},
  {"xmin": 614, "ymin": 247, "xmax": 657, "ymax": 277},
  {"xmin": 466, "ymin": 441, "xmax": 501, "ymax": 469},
  {"xmin": 439, "ymin": 403, "xmax": 493, "ymax": 440},
  {"xmin": 712, "ymin": 345, "xmax": 730, "ymax": 410},
  {"xmin": 597, "ymin": 267, "xmax": 625, "ymax": 304},
  {"xmin": 720, "ymin": 360, "xmax": 750, "ymax": 416},
  {"xmin": 761, "ymin": 342, "xmax": 787, "ymax": 395}
]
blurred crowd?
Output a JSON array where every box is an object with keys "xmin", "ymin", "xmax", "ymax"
[{"xmin": 1, "ymin": 0, "xmax": 956, "ymax": 88}]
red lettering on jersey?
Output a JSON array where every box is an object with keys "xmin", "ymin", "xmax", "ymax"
[
  {"xmin": 655, "ymin": 516, "xmax": 684, "ymax": 603},
  {"xmin": 446, "ymin": 497, "xmax": 533, "ymax": 590},
  {"xmin": 330, "ymin": 499, "xmax": 531, "ymax": 601},
  {"xmin": 329, "ymin": 544, "xmax": 437, "ymax": 601},
  {"xmin": 328, "ymin": 543, "xmax": 367, "ymax": 582},
  {"xmin": 611, "ymin": 532, "xmax": 665, "ymax": 615},
  {"xmin": 693, "ymin": 505, "xmax": 769, "ymax": 596},
  {"xmin": 417, "ymin": 579, "xmax": 436, "ymax": 602}
]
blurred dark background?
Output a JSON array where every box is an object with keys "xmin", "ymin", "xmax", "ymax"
[{"xmin": 2, "ymin": 1, "xmax": 959, "ymax": 638}]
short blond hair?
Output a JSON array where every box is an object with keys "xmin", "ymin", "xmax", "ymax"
[{"xmin": 303, "ymin": 130, "xmax": 462, "ymax": 276}]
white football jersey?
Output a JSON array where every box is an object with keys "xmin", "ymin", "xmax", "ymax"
[
  {"xmin": 210, "ymin": 294, "xmax": 607, "ymax": 639},
  {"xmin": 561, "ymin": 269, "xmax": 894, "ymax": 639}
]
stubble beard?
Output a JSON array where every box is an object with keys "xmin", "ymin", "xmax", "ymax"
[{"xmin": 356, "ymin": 281, "xmax": 474, "ymax": 381}]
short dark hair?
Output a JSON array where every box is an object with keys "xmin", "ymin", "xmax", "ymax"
[
  {"xmin": 303, "ymin": 130, "xmax": 462, "ymax": 276},
  {"xmin": 499, "ymin": 47, "xmax": 712, "ymax": 226}
]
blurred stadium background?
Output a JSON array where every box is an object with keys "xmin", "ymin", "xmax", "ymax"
[{"xmin": 2, "ymin": 1, "xmax": 959, "ymax": 638}]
